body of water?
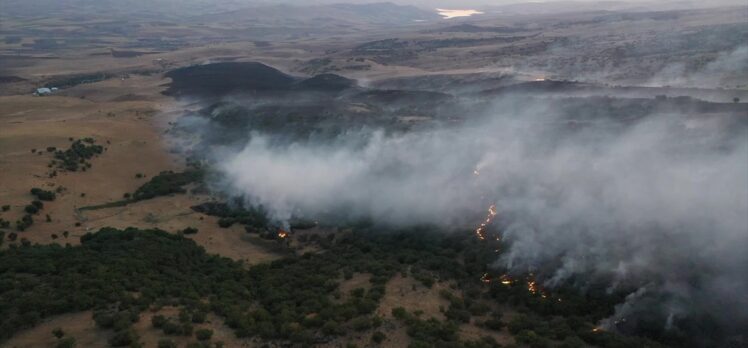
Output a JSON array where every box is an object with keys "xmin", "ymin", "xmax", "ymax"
[{"xmin": 436, "ymin": 8, "xmax": 484, "ymax": 19}]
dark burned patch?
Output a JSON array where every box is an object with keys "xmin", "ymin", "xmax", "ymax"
[
  {"xmin": 109, "ymin": 49, "xmax": 161, "ymax": 58},
  {"xmin": 349, "ymin": 89, "xmax": 452, "ymax": 105},
  {"xmin": 163, "ymin": 62, "xmax": 362, "ymax": 98},
  {"xmin": 163, "ymin": 62, "xmax": 297, "ymax": 97},
  {"xmin": 294, "ymin": 73, "xmax": 357, "ymax": 92}
]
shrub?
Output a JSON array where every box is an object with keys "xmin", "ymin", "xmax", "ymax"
[
  {"xmin": 56, "ymin": 337, "xmax": 76, "ymax": 348},
  {"xmin": 157, "ymin": 339, "xmax": 177, "ymax": 348},
  {"xmin": 559, "ymin": 336, "xmax": 586, "ymax": 348},
  {"xmin": 24, "ymin": 205, "xmax": 39, "ymax": 215},
  {"xmin": 152, "ymin": 315, "xmax": 167, "ymax": 328},
  {"xmin": 31, "ymin": 188, "xmax": 56, "ymax": 201},
  {"xmin": 392, "ymin": 307, "xmax": 408, "ymax": 320},
  {"xmin": 322, "ymin": 320, "xmax": 342, "ymax": 335},
  {"xmin": 109, "ymin": 329, "xmax": 138, "ymax": 347},
  {"xmin": 183, "ymin": 227, "xmax": 199, "ymax": 235},
  {"xmin": 1, "ymin": 205, "xmax": 10, "ymax": 212},
  {"xmin": 191, "ymin": 311, "xmax": 207, "ymax": 323},
  {"xmin": 16, "ymin": 214, "xmax": 34, "ymax": 231},
  {"xmin": 516, "ymin": 330, "xmax": 550, "ymax": 348},
  {"xmin": 195, "ymin": 328, "xmax": 213, "ymax": 341},
  {"xmin": 52, "ymin": 327, "xmax": 65, "ymax": 339},
  {"xmin": 351, "ymin": 316, "xmax": 372, "ymax": 331},
  {"xmin": 372, "ymin": 331, "xmax": 386, "ymax": 344}
]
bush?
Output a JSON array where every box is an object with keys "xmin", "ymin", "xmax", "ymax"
[
  {"xmin": 322, "ymin": 320, "xmax": 342, "ymax": 335},
  {"xmin": 151, "ymin": 315, "xmax": 167, "ymax": 328},
  {"xmin": 446, "ymin": 307, "xmax": 471, "ymax": 323},
  {"xmin": 191, "ymin": 311, "xmax": 207, "ymax": 323},
  {"xmin": 16, "ymin": 214, "xmax": 33, "ymax": 231},
  {"xmin": 157, "ymin": 339, "xmax": 177, "ymax": 348},
  {"xmin": 516, "ymin": 330, "xmax": 549, "ymax": 348},
  {"xmin": 484, "ymin": 318, "xmax": 504, "ymax": 331},
  {"xmin": 24, "ymin": 205, "xmax": 39, "ymax": 215},
  {"xmin": 108, "ymin": 329, "xmax": 138, "ymax": 347},
  {"xmin": 372, "ymin": 331, "xmax": 386, "ymax": 344},
  {"xmin": 31, "ymin": 188, "xmax": 56, "ymax": 201},
  {"xmin": 508, "ymin": 314, "xmax": 537, "ymax": 335},
  {"xmin": 195, "ymin": 328, "xmax": 213, "ymax": 341},
  {"xmin": 351, "ymin": 316, "xmax": 372, "ymax": 331},
  {"xmin": 183, "ymin": 227, "xmax": 199, "ymax": 235},
  {"xmin": 2, "ymin": 205, "xmax": 10, "ymax": 212},
  {"xmin": 162, "ymin": 320, "xmax": 192, "ymax": 336},
  {"xmin": 56, "ymin": 337, "xmax": 76, "ymax": 348},
  {"xmin": 52, "ymin": 327, "xmax": 65, "ymax": 339},
  {"xmin": 559, "ymin": 336, "xmax": 586, "ymax": 348},
  {"xmin": 392, "ymin": 307, "xmax": 408, "ymax": 319}
]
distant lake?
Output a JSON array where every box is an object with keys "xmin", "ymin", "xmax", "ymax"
[{"xmin": 436, "ymin": 8, "xmax": 484, "ymax": 19}]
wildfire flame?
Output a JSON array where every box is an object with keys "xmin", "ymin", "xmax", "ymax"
[
  {"xmin": 475, "ymin": 204, "xmax": 498, "ymax": 240},
  {"xmin": 527, "ymin": 280, "xmax": 538, "ymax": 294},
  {"xmin": 499, "ymin": 274, "xmax": 513, "ymax": 285},
  {"xmin": 277, "ymin": 229, "xmax": 289, "ymax": 239}
]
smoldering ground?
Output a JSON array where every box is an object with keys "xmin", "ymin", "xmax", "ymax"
[{"xmin": 174, "ymin": 91, "xmax": 748, "ymax": 344}]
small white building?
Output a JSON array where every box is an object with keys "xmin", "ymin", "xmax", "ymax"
[{"xmin": 34, "ymin": 87, "xmax": 58, "ymax": 96}]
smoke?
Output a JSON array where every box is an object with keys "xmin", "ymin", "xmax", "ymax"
[
  {"xmin": 207, "ymin": 95, "xmax": 747, "ymax": 340},
  {"xmin": 646, "ymin": 46, "xmax": 748, "ymax": 88}
]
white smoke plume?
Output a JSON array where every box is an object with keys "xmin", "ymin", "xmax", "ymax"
[
  {"xmin": 214, "ymin": 96, "xmax": 747, "ymax": 336},
  {"xmin": 646, "ymin": 46, "xmax": 748, "ymax": 89}
]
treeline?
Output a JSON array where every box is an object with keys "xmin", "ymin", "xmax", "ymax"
[
  {"xmin": 79, "ymin": 170, "xmax": 204, "ymax": 211},
  {"xmin": 191, "ymin": 200, "xmax": 267, "ymax": 230}
]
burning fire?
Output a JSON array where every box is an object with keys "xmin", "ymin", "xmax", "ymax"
[
  {"xmin": 277, "ymin": 229, "xmax": 289, "ymax": 239},
  {"xmin": 527, "ymin": 280, "xmax": 538, "ymax": 294},
  {"xmin": 469, "ymin": 166, "xmax": 554, "ymax": 300},
  {"xmin": 474, "ymin": 204, "xmax": 498, "ymax": 240},
  {"xmin": 499, "ymin": 274, "xmax": 513, "ymax": 285}
]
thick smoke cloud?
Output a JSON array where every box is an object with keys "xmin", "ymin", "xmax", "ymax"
[{"xmin": 214, "ymin": 96, "xmax": 747, "ymax": 338}]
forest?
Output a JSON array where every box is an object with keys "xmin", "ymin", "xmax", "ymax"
[{"xmin": 0, "ymin": 225, "xmax": 666, "ymax": 347}]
